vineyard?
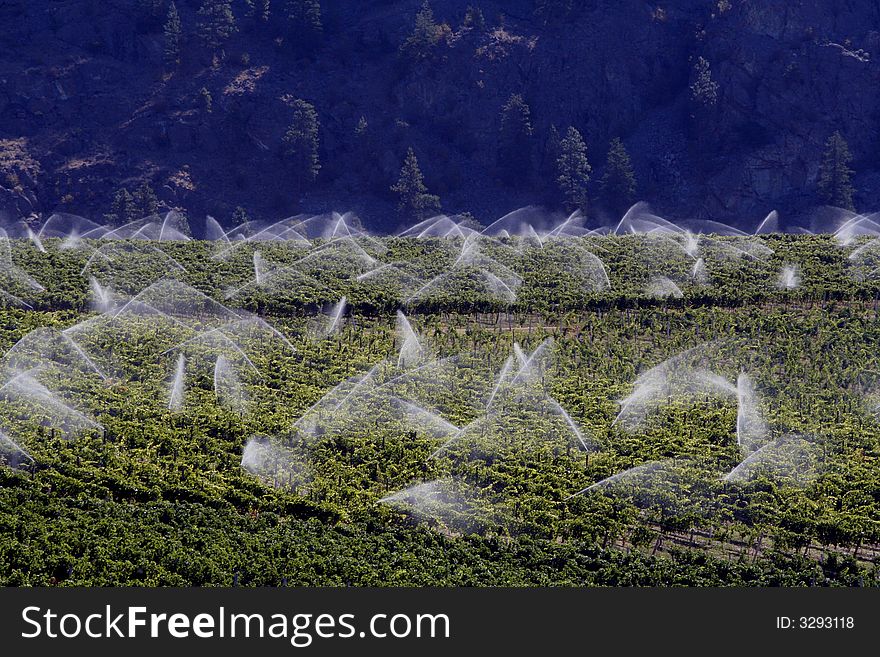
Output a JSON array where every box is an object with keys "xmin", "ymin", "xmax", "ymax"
[{"xmin": 1, "ymin": 213, "xmax": 880, "ymax": 586}]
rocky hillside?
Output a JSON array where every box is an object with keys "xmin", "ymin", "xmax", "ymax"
[{"xmin": 1, "ymin": 0, "xmax": 879, "ymax": 233}]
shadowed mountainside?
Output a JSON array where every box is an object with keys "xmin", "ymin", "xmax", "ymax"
[{"xmin": 1, "ymin": 0, "xmax": 880, "ymax": 233}]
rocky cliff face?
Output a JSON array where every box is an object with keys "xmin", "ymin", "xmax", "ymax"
[
  {"xmin": 696, "ymin": 0, "xmax": 880, "ymax": 221},
  {"xmin": 0, "ymin": 0, "xmax": 878, "ymax": 232}
]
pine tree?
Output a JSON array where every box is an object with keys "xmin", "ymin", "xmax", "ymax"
[
  {"xmin": 689, "ymin": 56, "xmax": 720, "ymax": 158},
  {"xmin": 231, "ymin": 206, "xmax": 250, "ymax": 225},
  {"xmin": 285, "ymin": 0, "xmax": 322, "ymax": 50},
  {"xmin": 105, "ymin": 189, "xmax": 137, "ymax": 225},
  {"xmin": 400, "ymin": 1, "xmax": 444, "ymax": 62},
  {"xmin": 140, "ymin": 0, "xmax": 166, "ymax": 21},
  {"xmin": 391, "ymin": 148, "xmax": 441, "ymax": 220},
  {"xmin": 133, "ymin": 181, "xmax": 160, "ymax": 217},
  {"xmin": 105, "ymin": 183, "xmax": 160, "ymax": 224},
  {"xmin": 244, "ymin": 0, "xmax": 270, "ymax": 21},
  {"xmin": 690, "ymin": 56, "xmax": 718, "ymax": 108},
  {"xmin": 542, "ymin": 124, "xmax": 562, "ymax": 179},
  {"xmin": 197, "ymin": 0, "xmax": 237, "ymax": 51},
  {"xmin": 498, "ymin": 93, "xmax": 534, "ymax": 184},
  {"xmin": 463, "ymin": 6, "xmax": 485, "ymax": 30},
  {"xmin": 199, "ymin": 87, "xmax": 213, "ymax": 113},
  {"xmin": 353, "ymin": 116, "xmax": 378, "ymax": 185},
  {"xmin": 283, "ymin": 99, "xmax": 321, "ymax": 186},
  {"xmin": 354, "ymin": 115, "xmax": 370, "ymax": 155},
  {"xmin": 556, "ymin": 126, "xmax": 591, "ymax": 213},
  {"xmin": 818, "ymin": 131, "xmax": 856, "ymax": 210},
  {"xmin": 601, "ymin": 137, "xmax": 637, "ymax": 214},
  {"xmin": 164, "ymin": 2, "xmax": 182, "ymax": 66}
]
